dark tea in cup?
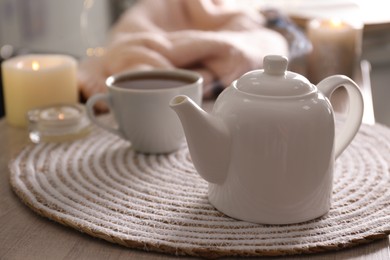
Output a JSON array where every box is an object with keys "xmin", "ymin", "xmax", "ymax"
[{"xmin": 114, "ymin": 75, "xmax": 196, "ymax": 90}]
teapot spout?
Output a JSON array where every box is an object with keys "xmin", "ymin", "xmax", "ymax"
[{"xmin": 170, "ymin": 95, "xmax": 230, "ymax": 184}]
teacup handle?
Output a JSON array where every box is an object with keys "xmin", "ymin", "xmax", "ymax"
[
  {"xmin": 86, "ymin": 93, "xmax": 124, "ymax": 138},
  {"xmin": 317, "ymin": 75, "xmax": 364, "ymax": 158}
]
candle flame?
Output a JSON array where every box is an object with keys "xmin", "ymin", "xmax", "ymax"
[
  {"xmin": 330, "ymin": 19, "xmax": 343, "ymax": 28},
  {"xmin": 58, "ymin": 113, "xmax": 65, "ymax": 120},
  {"xmin": 32, "ymin": 61, "xmax": 40, "ymax": 71}
]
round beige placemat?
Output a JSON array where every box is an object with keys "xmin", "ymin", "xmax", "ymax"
[{"xmin": 9, "ymin": 122, "xmax": 390, "ymax": 258}]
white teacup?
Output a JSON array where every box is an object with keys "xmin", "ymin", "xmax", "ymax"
[{"xmin": 86, "ymin": 69, "xmax": 203, "ymax": 154}]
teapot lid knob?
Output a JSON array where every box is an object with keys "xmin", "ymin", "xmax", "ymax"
[
  {"xmin": 264, "ymin": 55, "xmax": 288, "ymax": 75},
  {"xmin": 236, "ymin": 54, "xmax": 314, "ymax": 96}
]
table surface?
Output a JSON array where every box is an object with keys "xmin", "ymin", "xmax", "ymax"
[{"xmin": 1, "ymin": 118, "xmax": 390, "ymax": 260}]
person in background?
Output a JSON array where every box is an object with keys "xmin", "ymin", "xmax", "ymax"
[{"xmin": 78, "ymin": 0, "xmax": 289, "ymax": 111}]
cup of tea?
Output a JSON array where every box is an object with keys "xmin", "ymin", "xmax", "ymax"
[{"xmin": 86, "ymin": 69, "xmax": 203, "ymax": 154}]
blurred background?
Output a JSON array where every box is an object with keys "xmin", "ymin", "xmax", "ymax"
[{"xmin": 0, "ymin": 0, "xmax": 389, "ymax": 125}]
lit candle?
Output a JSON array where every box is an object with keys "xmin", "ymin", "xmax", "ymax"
[
  {"xmin": 307, "ymin": 18, "xmax": 363, "ymax": 83},
  {"xmin": 27, "ymin": 104, "xmax": 91, "ymax": 143},
  {"xmin": 1, "ymin": 54, "xmax": 78, "ymax": 127},
  {"xmin": 39, "ymin": 106, "xmax": 81, "ymax": 127}
]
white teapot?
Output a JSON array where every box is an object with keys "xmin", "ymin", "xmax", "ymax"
[{"xmin": 170, "ymin": 55, "xmax": 363, "ymax": 224}]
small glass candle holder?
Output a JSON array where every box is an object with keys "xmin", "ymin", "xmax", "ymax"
[{"xmin": 27, "ymin": 103, "xmax": 91, "ymax": 143}]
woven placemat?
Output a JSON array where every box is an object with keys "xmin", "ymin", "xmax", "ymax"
[{"xmin": 9, "ymin": 120, "xmax": 390, "ymax": 258}]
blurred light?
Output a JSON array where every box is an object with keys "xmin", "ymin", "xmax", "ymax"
[
  {"xmin": 330, "ymin": 18, "xmax": 343, "ymax": 28},
  {"xmin": 86, "ymin": 47, "xmax": 105, "ymax": 57},
  {"xmin": 32, "ymin": 61, "xmax": 40, "ymax": 71},
  {"xmin": 0, "ymin": 45, "xmax": 14, "ymax": 60},
  {"xmin": 83, "ymin": 0, "xmax": 94, "ymax": 9}
]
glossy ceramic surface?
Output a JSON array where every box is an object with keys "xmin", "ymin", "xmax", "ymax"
[
  {"xmin": 87, "ymin": 69, "xmax": 202, "ymax": 154},
  {"xmin": 170, "ymin": 55, "xmax": 364, "ymax": 224}
]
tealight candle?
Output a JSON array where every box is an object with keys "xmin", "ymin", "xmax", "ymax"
[
  {"xmin": 307, "ymin": 18, "xmax": 363, "ymax": 83},
  {"xmin": 1, "ymin": 54, "xmax": 78, "ymax": 127},
  {"xmin": 27, "ymin": 104, "xmax": 91, "ymax": 143}
]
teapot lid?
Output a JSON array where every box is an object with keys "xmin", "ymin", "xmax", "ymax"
[{"xmin": 236, "ymin": 55, "xmax": 315, "ymax": 96}]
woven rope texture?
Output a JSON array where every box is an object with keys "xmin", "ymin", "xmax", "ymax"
[{"xmin": 9, "ymin": 122, "xmax": 390, "ymax": 258}]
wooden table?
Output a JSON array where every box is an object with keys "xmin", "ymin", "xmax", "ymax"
[{"xmin": 1, "ymin": 119, "xmax": 390, "ymax": 259}]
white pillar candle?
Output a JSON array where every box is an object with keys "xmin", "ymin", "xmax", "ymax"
[
  {"xmin": 2, "ymin": 54, "xmax": 78, "ymax": 127},
  {"xmin": 307, "ymin": 18, "xmax": 363, "ymax": 84}
]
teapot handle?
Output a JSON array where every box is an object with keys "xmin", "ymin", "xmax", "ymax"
[{"xmin": 317, "ymin": 75, "xmax": 364, "ymax": 158}]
